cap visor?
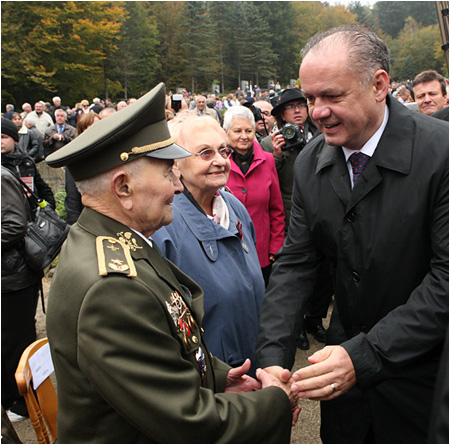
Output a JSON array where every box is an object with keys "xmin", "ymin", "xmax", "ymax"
[{"xmin": 145, "ymin": 142, "xmax": 191, "ymax": 160}]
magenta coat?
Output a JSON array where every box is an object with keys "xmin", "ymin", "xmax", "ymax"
[{"xmin": 227, "ymin": 140, "xmax": 285, "ymax": 268}]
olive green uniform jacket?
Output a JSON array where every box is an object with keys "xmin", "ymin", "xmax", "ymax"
[{"xmin": 46, "ymin": 207, "xmax": 291, "ymax": 443}]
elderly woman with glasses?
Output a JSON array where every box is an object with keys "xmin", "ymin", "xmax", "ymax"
[
  {"xmin": 152, "ymin": 115, "xmax": 265, "ymax": 376},
  {"xmin": 224, "ymin": 106, "xmax": 285, "ymax": 286}
]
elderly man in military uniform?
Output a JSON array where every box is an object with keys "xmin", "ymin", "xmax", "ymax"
[{"xmin": 46, "ymin": 83, "xmax": 299, "ymax": 443}]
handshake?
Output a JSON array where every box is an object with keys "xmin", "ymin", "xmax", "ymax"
[
  {"xmin": 224, "ymin": 359, "xmax": 301, "ymax": 425},
  {"xmin": 224, "ymin": 346, "xmax": 357, "ymax": 426}
]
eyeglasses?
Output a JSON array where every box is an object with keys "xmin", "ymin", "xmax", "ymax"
[
  {"xmin": 260, "ymin": 110, "xmax": 271, "ymax": 116},
  {"xmin": 192, "ymin": 147, "xmax": 234, "ymax": 161},
  {"xmin": 284, "ymin": 103, "xmax": 307, "ymax": 111}
]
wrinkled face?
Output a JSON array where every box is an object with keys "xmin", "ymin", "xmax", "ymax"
[
  {"xmin": 196, "ymin": 97, "xmax": 206, "ymax": 111},
  {"xmin": 34, "ymin": 103, "xmax": 43, "ymax": 114},
  {"xmin": 228, "ymin": 117, "xmax": 255, "ymax": 154},
  {"xmin": 300, "ymin": 46, "xmax": 384, "ymax": 150},
  {"xmin": 55, "ymin": 112, "xmax": 67, "ymax": 125},
  {"xmin": 130, "ymin": 158, "xmax": 183, "ymax": 237},
  {"xmin": 11, "ymin": 114, "xmax": 23, "ymax": 128},
  {"xmin": 53, "ymin": 98, "xmax": 61, "ymax": 107},
  {"xmin": 178, "ymin": 126, "xmax": 230, "ymax": 197},
  {"xmin": 281, "ymin": 100, "xmax": 309, "ymax": 126},
  {"xmin": 413, "ymin": 80, "xmax": 447, "ymax": 116},
  {"xmin": 1, "ymin": 133, "xmax": 16, "ymax": 154}
]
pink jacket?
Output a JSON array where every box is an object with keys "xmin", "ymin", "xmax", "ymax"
[{"xmin": 227, "ymin": 140, "xmax": 285, "ymax": 268}]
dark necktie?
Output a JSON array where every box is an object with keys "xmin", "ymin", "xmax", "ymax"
[{"xmin": 349, "ymin": 152, "xmax": 370, "ymax": 185}]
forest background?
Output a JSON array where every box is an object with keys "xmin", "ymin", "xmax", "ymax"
[{"xmin": 1, "ymin": 1, "xmax": 447, "ymax": 107}]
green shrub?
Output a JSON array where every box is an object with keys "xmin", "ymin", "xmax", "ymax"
[{"xmin": 54, "ymin": 189, "xmax": 67, "ymax": 221}]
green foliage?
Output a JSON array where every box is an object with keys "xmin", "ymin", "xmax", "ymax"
[
  {"xmin": 374, "ymin": 1, "xmax": 437, "ymax": 38},
  {"xmin": 54, "ymin": 189, "xmax": 67, "ymax": 221},
  {"xmin": 390, "ymin": 18, "xmax": 445, "ymax": 79},
  {"xmin": 1, "ymin": 0, "xmax": 445, "ymax": 106}
]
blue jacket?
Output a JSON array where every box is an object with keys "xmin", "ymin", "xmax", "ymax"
[{"xmin": 152, "ymin": 190, "xmax": 265, "ymax": 374}]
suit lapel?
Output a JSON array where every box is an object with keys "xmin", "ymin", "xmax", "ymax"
[
  {"xmin": 316, "ymin": 96, "xmax": 414, "ymax": 212},
  {"xmin": 316, "ymin": 143, "xmax": 351, "ymax": 207}
]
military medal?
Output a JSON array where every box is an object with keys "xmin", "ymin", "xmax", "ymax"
[
  {"xmin": 165, "ymin": 291, "xmax": 198, "ymax": 350},
  {"xmin": 196, "ymin": 347, "xmax": 207, "ymax": 381}
]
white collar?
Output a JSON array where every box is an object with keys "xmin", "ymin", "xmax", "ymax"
[{"xmin": 342, "ymin": 104, "xmax": 389, "ymax": 161}]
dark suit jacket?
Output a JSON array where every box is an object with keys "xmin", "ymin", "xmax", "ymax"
[
  {"xmin": 256, "ymin": 96, "xmax": 449, "ymax": 443},
  {"xmin": 47, "ymin": 207, "xmax": 292, "ymax": 443}
]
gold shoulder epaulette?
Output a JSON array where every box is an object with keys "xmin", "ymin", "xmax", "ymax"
[{"xmin": 96, "ymin": 236, "xmax": 137, "ymax": 277}]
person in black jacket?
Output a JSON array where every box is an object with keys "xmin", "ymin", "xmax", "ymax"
[
  {"xmin": 1, "ymin": 119, "xmax": 55, "ymax": 209},
  {"xmin": 256, "ymin": 24, "xmax": 448, "ymax": 444},
  {"xmin": 1, "ymin": 118, "xmax": 55, "ymax": 421},
  {"xmin": 1, "ymin": 164, "xmax": 43, "ymax": 421}
]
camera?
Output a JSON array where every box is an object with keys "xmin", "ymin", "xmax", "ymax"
[
  {"xmin": 280, "ymin": 123, "xmax": 306, "ymax": 151},
  {"xmin": 242, "ymin": 102, "xmax": 263, "ymax": 123}
]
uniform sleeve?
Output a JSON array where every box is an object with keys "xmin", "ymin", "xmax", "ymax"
[{"xmin": 77, "ymin": 276, "xmax": 292, "ymax": 443}]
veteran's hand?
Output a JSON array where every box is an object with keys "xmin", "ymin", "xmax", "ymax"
[
  {"xmin": 256, "ymin": 367, "xmax": 301, "ymax": 426},
  {"xmin": 292, "ymin": 345, "xmax": 357, "ymax": 401},
  {"xmin": 271, "ymin": 131, "xmax": 285, "ymax": 158},
  {"xmin": 225, "ymin": 359, "xmax": 262, "ymax": 393},
  {"xmin": 261, "ymin": 365, "xmax": 292, "ymax": 384}
]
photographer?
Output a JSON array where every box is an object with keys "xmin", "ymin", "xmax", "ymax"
[
  {"xmin": 254, "ymin": 100, "xmax": 275, "ymax": 142},
  {"xmin": 260, "ymin": 88, "xmax": 317, "ymax": 231},
  {"xmin": 260, "ymin": 89, "xmax": 331, "ymax": 352}
]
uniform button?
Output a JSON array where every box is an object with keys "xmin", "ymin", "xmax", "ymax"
[
  {"xmin": 346, "ymin": 212, "xmax": 356, "ymax": 223},
  {"xmin": 241, "ymin": 188, "xmax": 247, "ymax": 194},
  {"xmin": 360, "ymin": 325, "xmax": 368, "ymax": 333},
  {"xmin": 192, "ymin": 336, "xmax": 198, "ymax": 344},
  {"xmin": 352, "ymin": 271, "xmax": 360, "ymax": 282}
]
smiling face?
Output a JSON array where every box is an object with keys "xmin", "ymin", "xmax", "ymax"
[
  {"xmin": 300, "ymin": 43, "xmax": 387, "ymax": 150},
  {"xmin": 177, "ymin": 125, "xmax": 230, "ymax": 200},
  {"xmin": 130, "ymin": 158, "xmax": 183, "ymax": 237},
  {"xmin": 228, "ymin": 117, "xmax": 255, "ymax": 154}
]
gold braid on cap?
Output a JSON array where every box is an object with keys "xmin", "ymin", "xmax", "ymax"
[{"xmin": 120, "ymin": 137, "xmax": 175, "ymax": 161}]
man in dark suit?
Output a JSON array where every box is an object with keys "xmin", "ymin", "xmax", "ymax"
[
  {"xmin": 256, "ymin": 24, "xmax": 448, "ymax": 444},
  {"xmin": 45, "ymin": 83, "xmax": 298, "ymax": 443}
]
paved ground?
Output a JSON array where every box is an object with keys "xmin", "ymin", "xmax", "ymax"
[{"xmin": 12, "ymin": 276, "xmax": 327, "ymax": 444}]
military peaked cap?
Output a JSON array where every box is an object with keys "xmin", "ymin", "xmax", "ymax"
[{"xmin": 46, "ymin": 83, "xmax": 190, "ymax": 181}]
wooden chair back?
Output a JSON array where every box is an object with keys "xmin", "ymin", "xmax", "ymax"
[{"xmin": 15, "ymin": 337, "xmax": 57, "ymax": 444}]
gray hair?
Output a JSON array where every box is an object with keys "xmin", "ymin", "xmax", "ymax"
[
  {"xmin": 301, "ymin": 24, "xmax": 390, "ymax": 86},
  {"xmin": 76, "ymin": 157, "xmax": 149, "ymax": 197},
  {"xmin": 6, "ymin": 104, "xmax": 14, "ymax": 111},
  {"xmin": 223, "ymin": 106, "xmax": 255, "ymax": 133},
  {"xmin": 54, "ymin": 109, "xmax": 67, "ymax": 117}
]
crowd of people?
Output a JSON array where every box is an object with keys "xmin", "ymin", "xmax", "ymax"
[{"xmin": 1, "ymin": 23, "xmax": 448, "ymax": 444}]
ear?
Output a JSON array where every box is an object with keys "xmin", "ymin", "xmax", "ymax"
[
  {"xmin": 373, "ymin": 69, "xmax": 390, "ymax": 103},
  {"xmin": 111, "ymin": 170, "xmax": 133, "ymax": 211},
  {"xmin": 173, "ymin": 160, "xmax": 182, "ymax": 179}
]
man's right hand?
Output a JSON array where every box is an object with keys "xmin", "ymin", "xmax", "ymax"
[{"xmin": 271, "ymin": 131, "xmax": 285, "ymax": 157}]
